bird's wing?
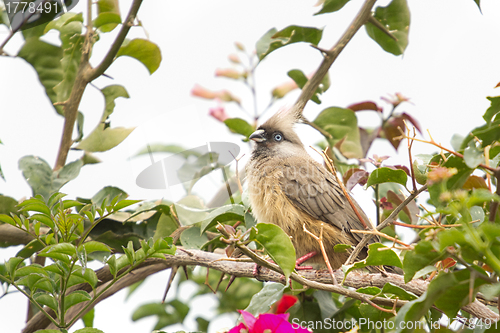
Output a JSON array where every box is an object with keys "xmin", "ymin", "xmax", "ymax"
[{"xmin": 281, "ymin": 158, "xmax": 374, "ymax": 243}]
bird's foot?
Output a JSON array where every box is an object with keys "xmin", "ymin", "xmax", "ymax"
[{"xmin": 295, "ymin": 251, "xmax": 317, "ymax": 270}]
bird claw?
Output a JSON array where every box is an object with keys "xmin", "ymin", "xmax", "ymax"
[{"xmin": 295, "ymin": 251, "xmax": 317, "ymax": 270}]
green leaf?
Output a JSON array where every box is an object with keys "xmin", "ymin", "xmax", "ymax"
[
  {"xmin": 224, "ymin": 118, "xmax": 255, "ymax": 139},
  {"xmin": 252, "ymin": 223, "xmax": 296, "ymax": 280},
  {"xmin": 74, "ymin": 328, "xmax": 105, "ymax": 333},
  {"xmin": 0, "ymin": 214, "xmax": 16, "ymax": 226},
  {"xmin": 153, "ymin": 212, "xmax": 178, "ymax": 241},
  {"xmin": 76, "ymin": 85, "xmax": 133, "ymax": 152},
  {"xmin": 483, "ymin": 96, "xmax": 500, "ymax": 123},
  {"xmin": 133, "ymin": 144, "xmax": 201, "ymax": 158},
  {"xmin": 0, "ymin": 195, "xmax": 18, "ymax": 215},
  {"xmin": 18, "ymin": 39, "xmax": 64, "ymax": 114},
  {"xmin": 6, "ymin": 257, "xmax": 25, "ymax": 278},
  {"xmin": 34, "ymin": 292, "xmax": 58, "ymax": 312},
  {"xmin": 315, "ymin": 0, "xmax": 350, "ymax": 15},
  {"xmin": 200, "ymin": 204, "xmax": 245, "ymax": 234},
  {"xmin": 81, "ymin": 241, "xmax": 112, "ymax": 254},
  {"xmin": 288, "ymin": 69, "xmax": 330, "ymax": 104},
  {"xmin": 107, "ymin": 255, "xmax": 117, "ymax": 278},
  {"xmin": 131, "ymin": 300, "xmax": 189, "ymax": 330},
  {"xmin": 18, "ymin": 199, "xmax": 51, "ymax": 216},
  {"xmin": 345, "ymin": 243, "xmax": 402, "ymax": 277},
  {"xmin": 467, "ymin": 189, "xmax": 500, "ymax": 208},
  {"xmin": 381, "ymin": 283, "xmax": 417, "ymax": 300},
  {"xmin": 117, "ymin": 38, "xmax": 162, "ymax": 74},
  {"xmin": 334, "ymin": 244, "xmax": 353, "ymax": 253},
  {"xmin": 180, "ymin": 227, "xmax": 208, "ymax": 249},
  {"xmin": 94, "ymin": 12, "xmax": 121, "ymax": 32},
  {"xmin": 403, "ymin": 241, "xmax": 446, "ymax": 283},
  {"xmin": 366, "ymin": 167, "xmax": 408, "ymax": 188},
  {"xmin": 19, "ymin": 156, "xmax": 83, "ymax": 199},
  {"xmin": 395, "ymin": 270, "xmax": 485, "ymax": 330},
  {"xmin": 43, "ymin": 243, "xmax": 77, "ymax": 256},
  {"xmin": 244, "ymin": 283, "xmax": 286, "ymax": 316},
  {"xmin": 91, "ymin": 186, "xmax": 128, "ymax": 207},
  {"xmin": 463, "ymin": 141, "xmax": 484, "ymax": 169},
  {"xmin": 365, "ymin": 0, "xmax": 410, "ymax": 56},
  {"xmin": 112, "ymin": 199, "xmax": 141, "ymax": 212},
  {"xmin": 256, "ymin": 25, "xmax": 323, "ymax": 61},
  {"xmin": 64, "ymin": 290, "xmax": 92, "ymax": 312},
  {"xmin": 153, "ymin": 237, "xmax": 175, "ymax": 254},
  {"xmin": 29, "ymin": 214, "xmax": 55, "ymax": 229},
  {"xmin": 16, "ymin": 239, "xmax": 45, "ymax": 258},
  {"xmin": 47, "ymin": 16, "xmax": 84, "ymax": 106},
  {"xmin": 313, "ymin": 107, "xmax": 363, "ymax": 158}
]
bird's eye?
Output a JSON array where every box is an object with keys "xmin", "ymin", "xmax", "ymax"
[{"xmin": 273, "ymin": 133, "xmax": 283, "ymax": 142}]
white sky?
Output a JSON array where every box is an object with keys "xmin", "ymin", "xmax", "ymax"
[{"xmin": 1, "ymin": 0, "xmax": 500, "ymax": 332}]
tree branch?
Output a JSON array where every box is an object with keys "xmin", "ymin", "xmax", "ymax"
[
  {"xmin": 346, "ymin": 184, "xmax": 428, "ymax": 265},
  {"xmin": 85, "ymin": 0, "xmax": 144, "ymax": 82},
  {"xmin": 54, "ymin": 0, "xmax": 144, "ymax": 170},
  {"xmin": 22, "ymin": 249, "xmax": 499, "ymax": 332},
  {"xmin": 291, "ymin": 0, "xmax": 377, "ymax": 119}
]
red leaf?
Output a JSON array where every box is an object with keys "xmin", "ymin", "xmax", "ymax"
[
  {"xmin": 343, "ymin": 168, "xmax": 369, "ymax": 191},
  {"xmin": 441, "ymin": 257, "xmax": 457, "ymax": 269},
  {"xmin": 382, "ymin": 116, "xmax": 405, "ymax": 150},
  {"xmin": 347, "ymin": 101, "xmax": 382, "ymax": 112},
  {"xmin": 393, "ymin": 165, "xmax": 410, "ymax": 176}
]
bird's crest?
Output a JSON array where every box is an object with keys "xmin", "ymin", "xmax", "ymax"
[{"xmin": 261, "ymin": 107, "xmax": 299, "ymax": 132}]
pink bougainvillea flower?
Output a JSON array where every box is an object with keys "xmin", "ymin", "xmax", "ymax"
[
  {"xmin": 228, "ymin": 310, "xmax": 310, "ymax": 333},
  {"xmin": 275, "ymin": 295, "xmax": 298, "ymax": 314}
]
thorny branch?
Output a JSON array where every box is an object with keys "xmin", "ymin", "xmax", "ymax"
[
  {"xmin": 22, "ymin": 249, "xmax": 498, "ymax": 332},
  {"xmin": 291, "ymin": 0, "xmax": 377, "ymax": 120},
  {"xmin": 54, "ymin": 0, "xmax": 144, "ymax": 170},
  {"xmin": 346, "ymin": 184, "xmax": 428, "ymax": 265}
]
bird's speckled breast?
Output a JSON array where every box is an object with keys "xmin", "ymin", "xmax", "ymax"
[{"xmin": 246, "ymin": 157, "xmax": 305, "ymax": 235}]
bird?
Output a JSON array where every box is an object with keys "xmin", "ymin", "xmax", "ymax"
[{"xmin": 245, "ymin": 109, "xmax": 377, "ymax": 270}]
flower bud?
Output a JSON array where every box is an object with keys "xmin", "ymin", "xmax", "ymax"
[
  {"xmin": 209, "ymin": 105, "xmax": 229, "ymax": 122},
  {"xmin": 215, "ymin": 68, "xmax": 243, "ymax": 80},
  {"xmin": 272, "ymin": 80, "xmax": 298, "ymax": 99},
  {"xmin": 228, "ymin": 54, "xmax": 241, "ymax": 64},
  {"xmin": 191, "ymin": 84, "xmax": 216, "ymax": 99}
]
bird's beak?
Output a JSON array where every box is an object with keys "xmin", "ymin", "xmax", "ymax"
[{"xmin": 249, "ymin": 129, "xmax": 266, "ymax": 143}]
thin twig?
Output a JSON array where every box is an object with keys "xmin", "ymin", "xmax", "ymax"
[
  {"xmin": 86, "ymin": 0, "xmax": 144, "ymax": 82},
  {"xmin": 312, "ymin": 146, "xmax": 370, "ymax": 230},
  {"xmin": 351, "ymin": 229, "xmax": 412, "ymax": 248},
  {"xmin": 303, "ymin": 223, "xmax": 337, "ymax": 284},
  {"xmin": 346, "ymin": 184, "xmax": 428, "ymax": 265},
  {"xmin": 397, "ymin": 131, "xmax": 499, "ymax": 173}
]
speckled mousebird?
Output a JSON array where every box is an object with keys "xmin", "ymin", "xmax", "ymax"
[{"xmin": 246, "ymin": 109, "xmax": 378, "ymax": 269}]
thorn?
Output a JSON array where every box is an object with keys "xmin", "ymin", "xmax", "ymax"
[
  {"xmin": 310, "ymin": 44, "xmax": 331, "ymax": 56},
  {"xmin": 161, "ymin": 266, "xmax": 178, "ymax": 303},
  {"xmin": 367, "ymin": 16, "xmax": 398, "ymax": 42},
  {"xmin": 182, "ymin": 265, "xmax": 189, "ymax": 280},
  {"xmin": 225, "ymin": 275, "xmax": 237, "ymax": 292},
  {"xmin": 215, "ymin": 272, "xmax": 225, "ymax": 292}
]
